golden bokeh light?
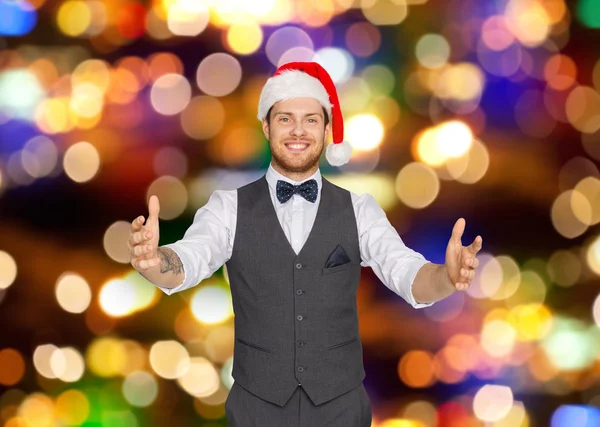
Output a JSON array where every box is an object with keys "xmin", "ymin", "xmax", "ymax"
[
  {"xmin": 55, "ymin": 389, "xmax": 90, "ymax": 426},
  {"xmin": 149, "ymin": 340, "xmax": 190, "ymax": 379},
  {"xmin": 177, "ymin": 357, "xmax": 220, "ymax": 397},
  {"xmin": 345, "ymin": 114, "xmax": 384, "ymax": 151},
  {"xmin": 550, "ymin": 190, "xmax": 590, "ymax": 239},
  {"xmin": 0, "ymin": 250, "xmax": 18, "ymax": 290},
  {"xmin": 17, "ymin": 393, "xmax": 55, "ymax": 427},
  {"xmin": 103, "ymin": 221, "xmax": 131, "ymax": 264},
  {"xmin": 180, "ymin": 96, "xmax": 226, "ymax": 140},
  {"xmin": 146, "ymin": 176, "xmax": 188, "ymax": 220},
  {"xmin": 226, "ymin": 22, "xmax": 263, "ymax": 55},
  {"xmin": 546, "ymin": 249, "xmax": 582, "ymax": 287},
  {"xmin": 190, "ymin": 285, "xmax": 233, "ymax": 325},
  {"xmin": 481, "ymin": 320, "xmax": 516, "ymax": 357},
  {"xmin": 196, "ymin": 53, "xmax": 243, "ymax": 97},
  {"xmin": 395, "ymin": 162, "xmax": 440, "ymax": 209},
  {"xmin": 86, "ymin": 337, "xmax": 127, "ymax": 377},
  {"xmin": 473, "ymin": 384, "xmax": 514, "ymax": 422},
  {"xmin": 63, "ymin": 141, "xmax": 101, "ymax": 183},
  {"xmin": 398, "ymin": 350, "xmax": 436, "ymax": 388},
  {"xmin": 585, "ymin": 234, "xmax": 600, "ymax": 275},
  {"xmin": 99, "ymin": 278, "xmax": 136, "ymax": 317},
  {"xmin": 362, "ymin": 0, "xmax": 408, "ymax": 26},
  {"xmin": 55, "ymin": 272, "xmax": 92, "ymax": 314},
  {"xmin": 489, "ymin": 255, "xmax": 521, "ymax": 300}
]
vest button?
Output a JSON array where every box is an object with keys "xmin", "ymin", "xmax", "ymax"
[
  {"xmin": 295, "ymin": 263, "xmax": 302, "ymax": 269},
  {"xmin": 297, "ymin": 340, "xmax": 305, "ymax": 347},
  {"xmin": 297, "ymin": 366, "xmax": 305, "ymax": 372},
  {"xmin": 296, "ymin": 289, "xmax": 304, "ymax": 295},
  {"xmin": 297, "ymin": 315, "xmax": 303, "ymax": 321}
]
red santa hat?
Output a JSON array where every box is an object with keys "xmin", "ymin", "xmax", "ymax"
[{"xmin": 257, "ymin": 61, "xmax": 353, "ymax": 167}]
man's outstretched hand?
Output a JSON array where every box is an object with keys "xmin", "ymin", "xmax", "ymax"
[
  {"xmin": 128, "ymin": 195, "xmax": 161, "ymax": 271},
  {"xmin": 445, "ymin": 217, "xmax": 482, "ymax": 291}
]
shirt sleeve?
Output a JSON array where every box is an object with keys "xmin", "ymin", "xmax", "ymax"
[
  {"xmin": 353, "ymin": 192, "xmax": 434, "ymax": 309},
  {"xmin": 155, "ymin": 189, "xmax": 236, "ymax": 295}
]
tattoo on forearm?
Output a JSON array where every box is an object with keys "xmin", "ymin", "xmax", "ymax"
[{"xmin": 157, "ymin": 247, "xmax": 184, "ymax": 275}]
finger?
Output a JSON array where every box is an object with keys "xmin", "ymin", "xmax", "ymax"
[
  {"xmin": 133, "ymin": 244, "xmax": 152, "ymax": 257},
  {"xmin": 130, "ymin": 229, "xmax": 153, "ymax": 246},
  {"xmin": 455, "ymin": 282, "xmax": 469, "ymax": 291},
  {"xmin": 130, "ymin": 215, "xmax": 145, "ymax": 233},
  {"xmin": 468, "ymin": 235, "xmax": 483, "ymax": 254},
  {"xmin": 464, "ymin": 257, "xmax": 479, "ymax": 269},
  {"xmin": 137, "ymin": 257, "xmax": 160, "ymax": 270},
  {"xmin": 451, "ymin": 218, "xmax": 465, "ymax": 244}
]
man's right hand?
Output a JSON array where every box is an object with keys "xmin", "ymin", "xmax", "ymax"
[{"xmin": 129, "ymin": 195, "xmax": 161, "ymax": 271}]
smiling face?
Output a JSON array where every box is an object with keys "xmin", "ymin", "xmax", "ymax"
[{"xmin": 262, "ymin": 97, "xmax": 331, "ymax": 181}]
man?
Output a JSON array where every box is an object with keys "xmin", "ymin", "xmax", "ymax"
[{"xmin": 128, "ymin": 62, "xmax": 482, "ymax": 426}]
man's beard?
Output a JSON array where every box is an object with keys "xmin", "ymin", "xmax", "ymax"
[{"xmin": 270, "ymin": 134, "xmax": 325, "ymax": 173}]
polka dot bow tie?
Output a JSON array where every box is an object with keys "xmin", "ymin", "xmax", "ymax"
[{"xmin": 276, "ymin": 179, "xmax": 318, "ymax": 204}]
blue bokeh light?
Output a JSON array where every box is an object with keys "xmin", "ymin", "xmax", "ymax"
[
  {"xmin": 551, "ymin": 405, "xmax": 600, "ymax": 427},
  {"xmin": 0, "ymin": 0, "xmax": 37, "ymax": 36}
]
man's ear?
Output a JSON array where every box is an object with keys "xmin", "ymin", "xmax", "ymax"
[{"xmin": 262, "ymin": 119, "xmax": 270, "ymax": 140}]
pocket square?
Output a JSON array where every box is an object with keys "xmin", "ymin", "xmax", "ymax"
[{"xmin": 325, "ymin": 244, "xmax": 351, "ymax": 268}]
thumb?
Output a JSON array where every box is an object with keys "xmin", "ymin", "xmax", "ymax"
[
  {"xmin": 148, "ymin": 195, "xmax": 160, "ymax": 225},
  {"xmin": 451, "ymin": 217, "xmax": 465, "ymax": 244}
]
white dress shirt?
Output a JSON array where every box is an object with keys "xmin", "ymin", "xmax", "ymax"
[{"xmin": 159, "ymin": 163, "xmax": 434, "ymax": 309}]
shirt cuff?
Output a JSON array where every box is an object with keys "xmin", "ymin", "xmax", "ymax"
[
  {"xmin": 154, "ymin": 243, "xmax": 190, "ymax": 296},
  {"xmin": 407, "ymin": 258, "xmax": 435, "ymax": 309}
]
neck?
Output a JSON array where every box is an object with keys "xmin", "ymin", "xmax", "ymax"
[{"xmin": 271, "ymin": 161, "xmax": 318, "ymax": 182}]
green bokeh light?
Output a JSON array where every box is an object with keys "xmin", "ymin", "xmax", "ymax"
[{"xmin": 577, "ymin": 0, "xmax": 600, "ymax": 28}]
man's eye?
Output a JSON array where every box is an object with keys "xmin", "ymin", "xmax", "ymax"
[
  {"xmin": 307, "ymin": 119, "xmax": 316, "ymax": 123},
  {"xmin": 280, "ymin": 117, "xmax": 290, "ymax": 122}
]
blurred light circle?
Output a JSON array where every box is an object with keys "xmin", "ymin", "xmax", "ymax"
[
  {"xmin": 314, "ymin": 47, "xmax": 354, "ymax": 84},
  {"xmin": 18, "ymin": 393, "xmax": 54, "ymax": 427},
  {"xmin": 181, "ymin": 96, "xmax": 225, "ymax": 140},
  {"xmin": 63, "ymin": 141, "xmax": 100, "ymax": 183},
  {"xmin": 146, "ymin": 176, "xmax": 188, "ymax": 220},
  {"xmin": 481, "ymin": 320, "xmax": 516, "ymax": 357},
  {"xmin": 55, "ymin": 389, "xmax": 89, "ymax": 425},
  {"xmin": 395, "ymin": 162, "xmax": 440, "ymax": 209},
  {"xmin": 204, "ymin": 325, "xmax": 235, "ymax": 364},
  {"xmin": 99, "ymin": 278, "xmax": 136, "ymax": 317},
  {"xmin": 345, "ymin": 114, "xmax": 384, "ymax": 151},
  {"xmin": 55, "ymin": 272, "xmax": 92, "ymax": 314},
  {"xmin": 0, "ymin": 0, "xmax": 37, "ymax": 36},
  {"xmin": 72, "ymin": 59, "xmax": 111, "ymax": 92},
  {"xmin": 576, "ymin": 0, "xmax": 600, "ymax": 28},
  {"xmin": 436, "ymin": 120, "xmax": 473, "ymax": 158},
  {"xmin": 0, "ymin": 251, "xmax": 17, "ymax": 290},
  {"xmin": 146, "ymin": 8, "xmax": 173, "ymax": 40},
  {"xmin": 265, "ymin": 26, "xmax": 314, "ymax": 67},
  {"xmin": 504, "ymin": 270, "xmax": 547, "ymax": 310},
  {"xmin": 487, "ymin": 256, "xmax": 521, "ymax": 301},
  {"xmin": 547, "ymin": 249, "xmax": 581, "ymax": 287},
  {"xmin": 551, "ymin": 405, "xmax": 600, "ymax": 427},
  {"xmin": 416, "ymin": 34, "xmax": 451, "ymax": 69},
  {"xmin": 362, "ymin": 0, "xmax": 408, "ymax": 26},
  {"xmin": 123, "ymin": 371, "xmax": 158, "ymax": 407},
  {"xmin": 52, "ymin": 347, "xmax": 85, "ymax": 382},
  {"xmin": 337, "ymin": 77, "xmax": 371, "ymax": 116},
  {"xmin": 566, "ymin": 86, "xmax": 600, "ymax": 134},
  {"xmin": 593, "ymin": 294, "xmax": 600, "ymax": 328},
  {"xmin": 437, "ymin": 63, "xmax": 485, "ymax": 101},
  {"xmin": 191, "ymin": 286, "xmax": 233, "ymax": 324},
  {"xmin": 71, "ymin": 82, "xmax": 104, "ymax": 118},
  {"xmin": 505, "ymin": 0, "xmax": 551, "ymax": 47},
  {"xmin": 545, "ymin": 54, "xmax": 577, "ymax": 91},
  {"xmin": 481, "ymin": 15, "xmax": 515, "ymax": 51},
  {"xmin": 0, "ymin": 69, "xmax": 46, "ymax": 120},
  {"xmin": 514, "ymin": 89, "xmax": 557, "ymax": 138},
  {"xmin": 153, "ymin": 146, "xmax": 188, "ymax": 178},
  {"xmin": 33, "ymin": 344, "xmax": 59, "ymax": 379},
  {"xmin": 402, "ymin": 401, "xmax": 437, "ymax": 427},
  {"xmin": 86, "ymin": 338, "xmax": 127, "ymax": 377},
  {"xmin": 364, "ymin": 95, "xmax": 401, "ymax": 130},
  {"xmin": 7, "ymin": 151, "xmax": 35, "ymax": 186},
  {"xmin": 398, "ymin": 350, "xmax": 436, "ymax": 388},
  {"xmin": 122, "ymin": 271, "xmax": 159, "ymax": 313},
  {"xmin": 473, "ymin": 385, "xmax": 514, "ymax": 422},
  {"xmin": 149, "ymin": 340, "xmax": 190, "ymax": 379},
  {"xmin": 177, "ymin": 357, "xmax": 220, "ymax": 397},
  {"xmin": 115, "ymin": 3, "xmax": 147, "ymax": 39},
  {"xmin": 103, "ymin": 220, "xmax": 131, "ymax": 264},
  {"xmin": 150, "ymin": 73, "xmax": 191, "ymax": 116},
  {"xmin": 551, "ymin": 190, "xmax": 590, "ymax": 238},
  {"xmin": 574, "ymin": 177, "xmax": 600, "ymax": 225},
  {"xmin": 21, "ymin": 136, "xmax": 58, "ymax": 178},
  {"xmin": 196, "ymin": 53, "xmax": 242, "ymax": 97},
  {"xmin": 345, "ymin": 22, "xmax": 381, "ymax": 57},
  {"xmin": 278, "ymin": 46, "xmax": 316, "ymax": 66},
  {"xmin": 147, "ymin": 52, "xmax": 184, "ymax": 82},
  {"xmin": 0, "ymin": 349, "xmax": 25, "ymax": 386},
  {"xmin": 477, "ymin": 38, "xmax": 522, "ymax": 77},
  {"xmin": 586, "ymin": 235, "xmax": 600, "ymax": 275},
  {"xmin": 465, "ymin": 253, "xmax": 500, "ymax": 299},
  {"xmin": 209, "ymin": 126, "xmax": 264, "ymax": 167},
  {"xmin": 558, "ymin": 156, "xmax": 600, "ymax": 192},
  {"xmin": 55, "ymin": 390, "xmax": 89, "ymax": 426},
  {"xmin": 542, "ymin": 317, "xmax": 599, "ymax": 371},
  {"xmin": 57, "ymin": 1, "xmax": 92, "ymax": 37},
  {"xmin": 448, "ymin": 138, "xmax": 489, "ymax": 184},
  {"xmin": 34, "ymin": 98, "xmax": 75, "ymax": 134},
  {"xmin": 167, "ymin": 3, "xmax": 209, "ymax": 36},
  {"xmin": 226, "ymin": 22, "xmax": 263, "ymax": 55},
  {"xmin": 509, "ymin": 303, "xmax": 553, "ymax": 342},
  {"xmin": 361, "ymin": 65, "xmax": 395, "ymax": 97}
]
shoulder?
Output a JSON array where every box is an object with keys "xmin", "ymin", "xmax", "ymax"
[{"xmin": 202, "ymin": 188, "xmax": 238, "ymax": 215}]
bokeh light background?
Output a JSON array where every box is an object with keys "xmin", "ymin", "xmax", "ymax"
[{"xmin": 1, "ymin": 0, "xmax": 600, "ymax": 426}]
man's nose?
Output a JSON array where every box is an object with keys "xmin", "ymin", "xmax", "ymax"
[{"xmin": 291, "ymin": 122, "xmax": 306, "ymax": 137}]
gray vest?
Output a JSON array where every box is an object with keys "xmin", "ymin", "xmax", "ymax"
[{"xmin": 225, "ymin": 175, "xmax": 365, "ymax": 407}]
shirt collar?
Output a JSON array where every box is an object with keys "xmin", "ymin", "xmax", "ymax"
[{"xmin": 266, "ymin": 162, "xmax": 322, "ymax": 193}]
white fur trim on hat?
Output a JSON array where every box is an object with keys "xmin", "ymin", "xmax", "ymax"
[
  {"xmin": 325, "ymin": 139, "xmax": 352, "ymax": 166},
  {"xmin": 257, "ymin": 70, "xmax": 333, "ymax": 121}
]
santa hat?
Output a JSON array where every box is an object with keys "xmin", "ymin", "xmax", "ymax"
[{"xmin": 257, "ymin": 61, "xmax": 353, "ymax": 167}]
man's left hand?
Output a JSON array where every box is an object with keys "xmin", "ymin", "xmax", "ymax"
[{"xmin": 445, "ymin": 217, "xmax": 483, "ymax": 291}]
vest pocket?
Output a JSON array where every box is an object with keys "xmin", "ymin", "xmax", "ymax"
[
  {"xmin": 325, "ymin": 337, "xmax": 357, "ymax": 350},
  {"xmin": 322, "ymin": 262, "xmax": 353, "ymax": 275},
  {"xmin": 237, "ymin": 337, "xmax": 273, "ymax": 354}
]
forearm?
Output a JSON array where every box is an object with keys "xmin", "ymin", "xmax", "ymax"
[
  {"xmin": 139, "ymin": 247, "xmax": 185, "ymax": 289},
  {"xmin": 411, "ymin": 262, "xmax": 456, "ymax": 304}
]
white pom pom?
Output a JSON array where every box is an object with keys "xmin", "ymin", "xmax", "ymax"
[{"xmin": 325, "ymin": 140, "xmax": 352, "ymax": 166}]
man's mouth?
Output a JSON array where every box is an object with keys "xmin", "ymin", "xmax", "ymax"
[{"xmin": 285, "ymin": 143, "xmax": 309, "ymax": 152}]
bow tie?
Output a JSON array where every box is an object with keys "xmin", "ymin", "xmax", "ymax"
[{"xmin": 276, "ymin": 179, "xmax": 318, "ymax": 204}]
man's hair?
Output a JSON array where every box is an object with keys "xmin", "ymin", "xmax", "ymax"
[{"xmin": 266, "ymin": 105, "xmax": 330, "ymax": 128}]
